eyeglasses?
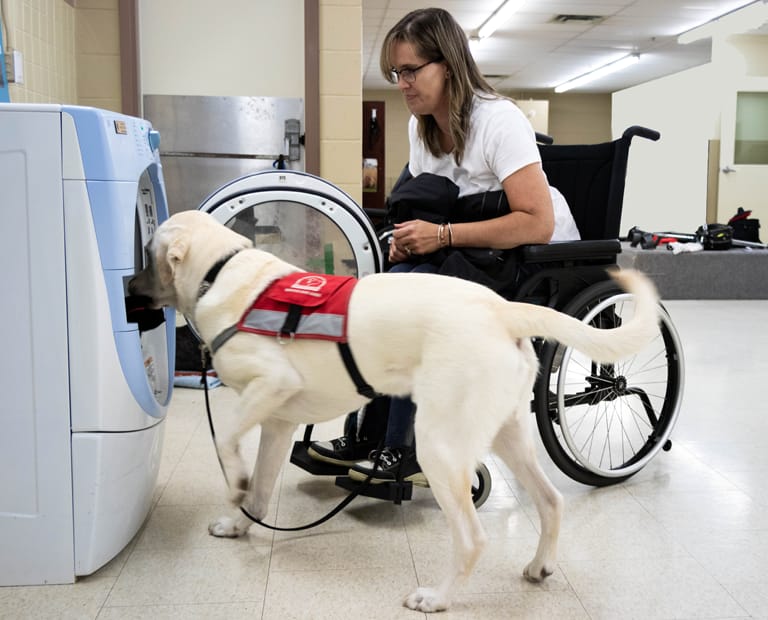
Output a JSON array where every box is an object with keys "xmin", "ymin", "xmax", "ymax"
[{"xmin": 389, "ymin": 59, "xmax": 440, "ymax": 84}]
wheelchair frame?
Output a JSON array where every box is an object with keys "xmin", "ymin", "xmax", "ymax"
[{"xmin": 290, "ymin": 125, "xmax": 684, "ymax": 501}]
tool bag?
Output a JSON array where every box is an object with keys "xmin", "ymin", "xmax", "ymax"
[
  {"xmin": 695, "ymin": 223, "xmax": 733, "ymax": 250},
  {"xmin": 728, "ymin": 208, "xmax": 761, "ymax": 243}
]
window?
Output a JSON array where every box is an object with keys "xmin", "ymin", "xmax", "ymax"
[{"xmin": 734, "ymin": 92, "xmax": 768, "ymax": 165}]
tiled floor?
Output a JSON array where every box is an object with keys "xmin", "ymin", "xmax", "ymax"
[{"xmin": 2, "ymin": 299, "xmax": 768, "ymax": 619}]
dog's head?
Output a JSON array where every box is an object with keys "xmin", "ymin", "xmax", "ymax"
[{"xmin": 128, "ymin": 210, "xmax": 252, "ymax": 315}]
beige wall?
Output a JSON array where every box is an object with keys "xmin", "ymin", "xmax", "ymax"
[
  {"xmin": 318, "ymin": 0, "xmax": 362, "ymax": 204},
  {"xmin": 76, "ymin": 0, "xmax": 121, "ymax": 111},
  {"xmin": 2, "ymin": 0, "xmax": 77, "ymax": 104},
  {"xmin": 2, "ymin": 0, "xmax": 121, "ymax": 110},
  {"xmin": 137, "ymin": 0, "xmax": 304, "ymax": 99},
  {"xmin": 507, "ymin": 91, "xmax": 612, "ymax": 144}
]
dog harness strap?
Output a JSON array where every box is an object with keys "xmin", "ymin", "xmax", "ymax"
[
  {"xmin": 209, "ymin": 324, "xmax": 239, "ymax": 356},
  {"xmin": 337, "ymin": 342, "xmax": 379, "ymax": 400},
  {"xmin": 279, "ymin": 304, "xmax": 303, "ymax": 339}
]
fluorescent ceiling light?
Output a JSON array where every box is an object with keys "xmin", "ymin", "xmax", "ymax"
[
  {"xmin": 468, "ymin": 36, "xmax": 482, "ymax": 55},
  {"xmin": 478, "ymin": 0, "xmax": 525, "ymax": 39},
  {"xmin": 554, "ymin": 54, "xmax": 640, "ymax": 93},
  {"xmin": 678, "ymin": 1, "xmax": 768, "ymax": 44}
]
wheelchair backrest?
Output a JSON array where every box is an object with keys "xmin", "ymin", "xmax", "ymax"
[{"xmin": 538, "ymin": 126, "xmax": 660, "ymax": 241}]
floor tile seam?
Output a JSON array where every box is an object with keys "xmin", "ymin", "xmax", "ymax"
[
  {"xmin": 259, "ymin": 463, "xmax": 289, "ymax": 618},
  {"xmin": 94, "ymin": 515, "xmax": 156, "ymax": 615},
  {"xmin": 550, "ymin": 562, "xmax": 594, "ymax": 620},
  {"xmin": 673, "ymin": 440, "xmax": 767, "ymax": 479},
  {"xmin": 154, "ymin": 412, "xmax": 207, "ymax": 507},
  {"xmin": 560, "ymin": 554, "xmax": 753, "ymax": 619},
  {"xmin": 624, "ymin": 483, "xmax": 765, "ymax": 538},
  {"xmin": 618, "ymin": 492, "xmax": 706, "ymax": 564},
  {"xmin": 98, "ymin": 599, "xmax": 264, "ymax": 610},
  {"xmin": 99, "ymin": 596, "xmax": 267, "ymax": 612},
  {"xmin": 717, "ymin": 469, "xmax": 768, "ymax": 501},
  {"xmin": 129, "ymin": 541, "xmax": 274, "ymax": 554},
  {"xmin": 401, "ymin": 506, "xmax": 425, "ymax": 589},
  {"xmin": 698, "ymin": 566, "xmax": 754, "ymax": 618}
]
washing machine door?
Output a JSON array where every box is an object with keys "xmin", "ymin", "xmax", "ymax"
[{"xmin": 198, "ymin": 170, "xmax": 382, "ymax": 277}]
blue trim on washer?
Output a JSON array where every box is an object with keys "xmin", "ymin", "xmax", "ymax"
[{"xmin": 63, "ymin": 105, "xmax": 174, "ymax": 418}]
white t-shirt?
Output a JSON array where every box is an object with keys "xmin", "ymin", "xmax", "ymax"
[{"xmin": 407, "ymin": 95, "xmax": 580, "ymax": 242}]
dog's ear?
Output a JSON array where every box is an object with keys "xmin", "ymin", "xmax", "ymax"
[{"xmin": 161, "ymin": 235, "xmax": 188, "ymax": 286}]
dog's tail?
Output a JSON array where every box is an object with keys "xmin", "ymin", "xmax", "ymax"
[{"xmin": 503, "ymin": 269, "xmax": 660, "ymax": 363}]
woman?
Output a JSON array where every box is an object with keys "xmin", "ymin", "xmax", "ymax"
[{"xmin": 309, "ymin": 7, "xmax": 579, "ymax": 482}]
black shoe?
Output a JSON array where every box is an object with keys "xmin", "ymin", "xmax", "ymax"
[
  {"xmin": 307, "ymin": 435, "xmax": 377, "ymax": 466},
  {"xmin": 348, "ymin": 447, "xmax": 427, "ymax": 486}
]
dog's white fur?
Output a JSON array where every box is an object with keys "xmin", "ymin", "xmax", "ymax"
[{"xmin": 129, "ymin": 210, "xmax": 660, "ymax": 612}]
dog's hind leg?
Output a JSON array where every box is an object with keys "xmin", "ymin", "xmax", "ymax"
[
  {"xmin": 404, "ymin": 415, "xmax": 488, "ymax": 612},
  {"xmin": 492, "ymin": 409, "xmax": 563, "ymax": 582}
]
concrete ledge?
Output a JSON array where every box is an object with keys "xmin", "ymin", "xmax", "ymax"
[{"xmin": 617, "ymin": 242, "xmax": 768, "ymax": 299}]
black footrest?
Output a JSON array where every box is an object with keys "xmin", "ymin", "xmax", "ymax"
[
  {"xmin": 335, "ymin": 475, "xmax": 413, "ymax": 504},
  {"xmin": 289, "ymin": 441, "xmax": 350, "ymax": 476}
]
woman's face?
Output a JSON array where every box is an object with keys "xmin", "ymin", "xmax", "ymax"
[{"xmin": 390, "ymin": 41, "xmax": 448, "ymax": 118}]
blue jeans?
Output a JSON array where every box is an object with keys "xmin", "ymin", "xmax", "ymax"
[{"xmin": 384, "ymin": 260, "xmax": 438, "ymax": 448}]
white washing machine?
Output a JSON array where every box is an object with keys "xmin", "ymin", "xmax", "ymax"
[{"xmin": 0, "ymin": 104, "xmax": 174, "ymax": 585}]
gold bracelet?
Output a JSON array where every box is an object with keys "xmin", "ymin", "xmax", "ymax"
[
  {"xmin": 447, "ymin": 222, "xmax": 453, "ymax": 247},
  {"xmin": 437, "ymin": 223, "xmax": 446, "ymax": 248}
]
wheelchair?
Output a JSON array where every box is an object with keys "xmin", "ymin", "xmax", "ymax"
[{"xmin": 198, "ymin": 125, "xmax": 684, "ymax": 508}]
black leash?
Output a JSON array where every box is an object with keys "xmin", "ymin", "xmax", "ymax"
[{"xmin": 196, "ymin": 340, "xmax": 384, "ymax": 532}]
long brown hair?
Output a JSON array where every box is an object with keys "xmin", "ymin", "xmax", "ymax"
[{"xmin": 380, "ymin": 7, "xmax": 498, "ymax": 165}]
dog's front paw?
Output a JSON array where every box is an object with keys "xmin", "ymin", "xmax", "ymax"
[
  {"xmin": 208, "ymin": 515, "xmax": 248, "ymax": 538},
  {"xmin": 523, "ymin": 560, "xmax": 554, "ymax": 583},
  {"xmin": 404, "ymin": 587, "xmax": 449, "ymax": 613}
]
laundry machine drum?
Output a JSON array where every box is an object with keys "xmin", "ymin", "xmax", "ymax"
[{"xmin": 199, "ymin": 170, "xmax": 383, "ymax": 278}]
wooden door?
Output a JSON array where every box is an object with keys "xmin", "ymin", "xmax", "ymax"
[{"xmin": 362, "ymin": 101, "xmax": 385, "ymax": 220}]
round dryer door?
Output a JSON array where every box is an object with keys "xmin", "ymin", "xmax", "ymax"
[{"xmin": 198, "ymin": 170, "xmax": 382, "ymax": 278}]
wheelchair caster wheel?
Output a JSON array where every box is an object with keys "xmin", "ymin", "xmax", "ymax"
[
  {"xmin": 663, "ymin": 439, "xmax": 672, "ymax": 451},
  {"xmin": 472, "ymin": 462, "xmax": 492, "ymax": 508}
]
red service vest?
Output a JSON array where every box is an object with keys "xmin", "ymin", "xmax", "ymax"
[{"xmin": 238, "ymin": 272, "xmax": 357, "ymax": 342}]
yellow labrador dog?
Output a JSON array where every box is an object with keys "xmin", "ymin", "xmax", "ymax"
[{"xmin": 129, "ymin": 210, "xmax": 659, "ymax": 613}]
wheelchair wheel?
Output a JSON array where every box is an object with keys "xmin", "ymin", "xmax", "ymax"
[
  {"xmin": 533, "ymin": 279, "xmax": 684, "ymax": 486},
  {"xmin": 471, "ymin": 462, "xmax": 492, "ymax": 508}
]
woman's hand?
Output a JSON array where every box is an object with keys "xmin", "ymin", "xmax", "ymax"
[
  {"xmin": 391, "ymin": 220, "xmax": 441, "ymax": 257},
  {"xmin": 388, "ymin": 234, "xmax": 411, "ymax": 263}
]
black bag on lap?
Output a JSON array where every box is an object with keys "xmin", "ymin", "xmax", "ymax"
[{"xmin": 387, "ymin": 172, "xmax": 523, "ymax": 295}]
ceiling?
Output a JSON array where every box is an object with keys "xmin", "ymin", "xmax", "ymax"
[{"xmin": 362, "ymin": 0, "xmax": 767, "ymax": 93}]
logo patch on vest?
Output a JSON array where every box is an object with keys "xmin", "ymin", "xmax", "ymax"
[{"xmin": 238, "ymin": 272, "xmax": 357, "ymax": 342}]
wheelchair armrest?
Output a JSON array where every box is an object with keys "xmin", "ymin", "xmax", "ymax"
[
  {"xmin": 364, "ymin": 207, "xmax": 388, "ymax": 220},
  {"xmin": 520, "ymin": 239, "xmax": 621, "ymax": 263}
]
